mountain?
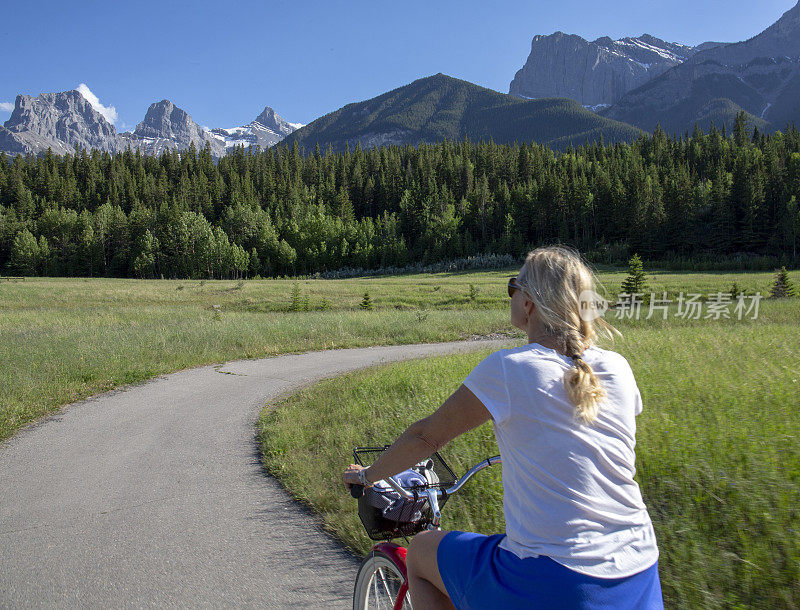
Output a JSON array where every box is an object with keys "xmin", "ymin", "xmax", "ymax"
[
  {"xmin": 0, "ymin": 90, "xmax": 299, "ymax": 158},
  {"xmin": 210, "ymin": 106, "xmax": 302, "ymax": 150},
  {"xmin": 603, "ymin": 1, "xmax": 800, "ymax": 134},
  {"xmin": 281, "ymin": 73, "xmax": 643, "ymax": 152},
  {"xmin": 0, "ymin": 90, "xmax": 123, "ymax": 156},
  {"xmin": 509, "ymin": 33, "xmax": 726, "ymax": 108},
  {"xmin": 120, "ymin": 99, "xmax": 226, "ymax": 157}
]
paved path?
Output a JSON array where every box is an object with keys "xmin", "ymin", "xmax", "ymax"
[{"xmin": 0, "ymin": 340, "xmax": 508, "ymax": 608}]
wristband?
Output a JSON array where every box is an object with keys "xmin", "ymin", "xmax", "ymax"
[{"xmin": 357, "ymin": 468, "xmax": 373, "ymax": 487}]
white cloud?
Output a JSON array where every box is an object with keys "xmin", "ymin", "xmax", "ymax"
[
  {"xmin": 76, "ymin": 83, "xmax": 118, "ymax": 124},
  {"xmin": 0, "ymin": 101, "xmax": 14, "ymax": 112}
]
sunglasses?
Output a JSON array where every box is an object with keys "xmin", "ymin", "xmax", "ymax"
[{"xmin": 508, "ymin": 277, "xmax": 523, "ymax": 298}]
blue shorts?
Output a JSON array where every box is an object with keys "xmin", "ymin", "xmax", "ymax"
[{"xmin": 437, "ymin": 531, "xmax": 664, "ymax": 610}]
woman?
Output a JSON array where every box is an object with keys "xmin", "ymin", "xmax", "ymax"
[{"xmin": 343, "ymin": 245, "xmax": 663, "ymax": 609}]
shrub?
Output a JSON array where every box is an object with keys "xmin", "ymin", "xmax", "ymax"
[{"xmin": 311, "ymin": 253, "xmax": 519, "ymax": 279}]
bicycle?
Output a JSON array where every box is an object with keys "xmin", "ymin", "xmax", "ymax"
[{"xmin": 349, "ymin": 446, "xmax": 501, "ymax": 610}]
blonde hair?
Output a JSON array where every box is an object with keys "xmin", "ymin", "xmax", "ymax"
[{"xmin": 516, "ymin": 245, "xmax": 621, "ymax": 424}]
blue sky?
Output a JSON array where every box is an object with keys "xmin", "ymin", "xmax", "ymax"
[{"xmin": 0, "ymin": 0, "xmax": 794, "ymax": 130}]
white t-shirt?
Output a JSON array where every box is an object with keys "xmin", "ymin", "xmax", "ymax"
[{"xmin": 462, "ymin": 342, "xmax": 659, "ymax": 579}]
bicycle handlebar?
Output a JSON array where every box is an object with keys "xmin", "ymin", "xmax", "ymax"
[
  {"xmin": 444, "ymin": 455, "xmax": 502, "ymax": 495},
  {"xmin": 351, "ymin": 455, "xmax": 501, "ymax": 500}
]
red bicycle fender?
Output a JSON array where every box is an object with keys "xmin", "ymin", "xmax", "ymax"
[{"xmin": 372, "ymin": 542, "xmax": 408, "ymax": 579}]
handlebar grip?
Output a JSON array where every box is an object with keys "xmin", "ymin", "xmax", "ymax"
[{"xmin": 350, "ymin": 484, "xmax": 365, "ymax": 498}]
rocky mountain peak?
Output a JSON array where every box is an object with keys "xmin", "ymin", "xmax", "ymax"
[
  {"xmin": 253, "ymin": 106, "xmax": 295, "ymax": 136},
  {"xmin": 134, "ymin": 100, "xmax": 194, "ymax": 140},
  {"xmin": 125, "ymin": 99, "xmax": 225, "ymax": 157},
  {"xmin": 1, "ymin": 89, "xmax": 120, "ymax": 155},
  {"xmin": 509, "ymin": 32, "xmax": 703, "ymax": 107},
  {"xmin": 5, "ymin": 89, "xmax": 115, "ymax": 136},
  {"xmin": 254, "ymin": 106, "xmax": 277, "ymax": 125}
]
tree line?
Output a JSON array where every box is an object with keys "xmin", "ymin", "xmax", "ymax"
[{"xmin": 1, "ymin": 112, "xmax": 798, "ymax": 278}]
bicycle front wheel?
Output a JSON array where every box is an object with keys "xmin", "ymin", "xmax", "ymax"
[{"xmin": 353, "ymin": 549, "xmax": 411, "ymax": 610}]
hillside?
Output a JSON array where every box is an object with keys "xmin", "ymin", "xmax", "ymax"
[
  {"xmin": 282, "ymin": 74, "xmax": 643, "ymax": 152},
  {"xmin": 603, "ymin": 1, "xmax": 800, "ymax": 134}
]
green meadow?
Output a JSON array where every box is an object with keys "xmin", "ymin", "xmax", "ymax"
[
  {"xmin": 0, "ymin": 267, "xmax": 794, "ymax": 443},
  {"xmin": 2, "ymin": 267, "xmax": 799, "ymax": 607},
  {"xmin": 258, "ymin": 293, "xmax": 800, "ymax": 609},
  {"xmin": 0, "ymin": 273, "xmax": 511, "ymax": 442}
]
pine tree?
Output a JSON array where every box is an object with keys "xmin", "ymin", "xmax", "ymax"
[
  {"xmin": 289, "ymin": 282, "xmax": 301, "ymax": 311},
  {"xmin": 733, "ymin": 111, "xmax": 750, "ymax": 147},
  {"xmin": 620, "ymin": 254, "xmax": 649, "ymax": 295},
  {"xmin": 248, "ymin": 247, "xmax": 260, "ymax": 277},
  {"xmin": 769, "ymin": 267, "xmax": 796, "ymax": 298},
  {"xmin": 360, "ymin": 291, "xmax": 373, "ymax": 310}
]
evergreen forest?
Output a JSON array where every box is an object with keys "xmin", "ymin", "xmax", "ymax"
[{"xmin": 1, "ymin": 113, "xmax": 798, "ymax": 279}]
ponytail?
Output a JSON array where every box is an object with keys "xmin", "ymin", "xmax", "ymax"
[
  {"xmin": 564, "ymin": 356, "xmax": 607, "ymax": 424},
  {"xmin": 562, "ymin": 328, "xmax": 607, "ymax": 425}
]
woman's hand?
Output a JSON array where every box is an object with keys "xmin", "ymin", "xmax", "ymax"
[{"xmin": 343, "ymin": 464, "xmax": 369, "ymax": 491}]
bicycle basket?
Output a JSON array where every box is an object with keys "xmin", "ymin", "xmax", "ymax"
[{"xmin": 353, "ymin": 446, "xmax": 457, "ymax": 541}]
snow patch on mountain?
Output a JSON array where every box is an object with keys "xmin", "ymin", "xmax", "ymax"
[{"xmin": 210, "ymin": 107, "xmax": 300, "ymax": 149}]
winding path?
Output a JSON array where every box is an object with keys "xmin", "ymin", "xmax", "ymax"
[{"xmin": 0, "ymin": 340, "xmax": 508, "ymax": 608}]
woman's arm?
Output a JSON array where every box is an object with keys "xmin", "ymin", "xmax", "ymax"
[{"xmin": 343, "ymin": 384, "xmax": 491, "ymax": 488}]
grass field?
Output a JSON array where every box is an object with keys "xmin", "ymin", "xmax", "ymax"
[
  {"xmin": 0, "ymin": 266, "xmax": 795, "ymax": 443},
  {"xmin": 258, "ymin": 297, "xmax": 800, "ymax": 609},
  {"xmin": 2, "ymin": 267, "xmax": 799, "ymax": 606}
]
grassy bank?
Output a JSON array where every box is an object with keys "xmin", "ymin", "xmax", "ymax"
[
  {"xmin": 258, "ymin": 298, "xmax": 800, "ymax": 609},
  {"xmin": 1, "ymin": 267, "xmax": 795, "ymax": 443}
]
